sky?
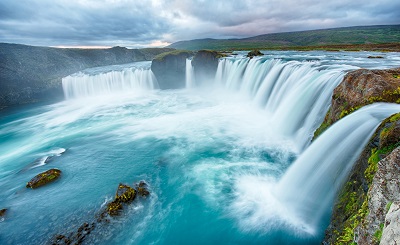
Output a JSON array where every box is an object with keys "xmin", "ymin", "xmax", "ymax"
[{"xmin": 0, "ymin": 0, "xmax": 399, "ymax": 48}]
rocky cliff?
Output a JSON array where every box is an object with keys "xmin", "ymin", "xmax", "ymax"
[
  {"xmin": 191, "ymin": 50, "xmax": 224, "ymax": 85},
  {"xmin": 0, "ymin": 43, "xmax": 173, "ymax": 108},
  {"xmin": 150, "ymin": 50, "xmax": 193, "ymax": 89},
  {"xmin": 321, "ymin": 68, "xmax": 400, "ymax": 244}
]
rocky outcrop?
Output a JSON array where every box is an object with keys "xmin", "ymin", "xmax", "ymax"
[
  {"xmin": 314, "ymin": 68, "xmax": 400, "ymax": 138},
  {"xmin": 52, "ymin": 181, "xmax": 150, "ymax": 245},
  {"xmin": 247, "ymin": 49, "xmax": 264, "ymax": 58},
  {"xmin": 151, "ymin": 50, "xmax": 193, "ymax": 89},
  {"xmin": 381, "ymin": 201, "xmax": 400, "ymax": 244},
  {"xmin": 321, "ymin": 67, "xmax": 400, "ymax": 244},
  {"xmin": 191, "ymin": 50, "xmax": 224, "ymax": 85},
  {"xmin": 356, "ymin": 147, "xmax": 400, "ymax": 244},
  {"xmin": 0, "ymin": 43, "xmax": 173, "ymax": 108},
  {"xmin": 26, "ymin": 169, "xmax": 62, "ymax": 189}
]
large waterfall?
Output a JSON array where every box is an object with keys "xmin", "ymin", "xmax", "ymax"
[
  {"xmin": 62, "ymin": 64, "xmax": 158, "ymax": 99},
  {"xmin": 276, "ymin": 103, "xmax": 400, "ymax": 233},
  {"xmin": 4, "ymin": 51, "xmax": 399, "ymax": 244},
  {"xmin": 196, "ymin": 57, "xmax": 353, "ymax": 151}
]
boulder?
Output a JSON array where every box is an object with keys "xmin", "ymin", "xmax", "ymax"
[
  {"xmin": 136, "ymin": 181, "xmax": 150, "ymax": 197},
  {"xmin": 191, "ymin": 50, "xmax": 225, "ymax": 86},
  {"xmin": 26, "ymin": 169, "xmax": 61, "ymax": 189},
  {"xmin": 115, "ymin": 184, "xmax": 136, "ymax": 203},
  {"xmin": 247, "ymin": 49, "xmax": 264, "ymax": 58},
  {"xmin": 151, "ymin": 50, "xmax": 194, "ymax": 89},
  {"xmin": 0, "ymin": 208, "xmax": 7, "ymax": 217},
  {"xmin": 381, "ymin": 202, "xmax": 400, "ymax": 244}
]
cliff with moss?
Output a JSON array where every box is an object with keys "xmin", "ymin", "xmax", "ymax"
[
  {"xmin": 321, "ymin": 68, "xmax": 400, "ymax": 244},
  {"xmin": 0, "ymin": 43, "xmax": 173, "ymax": 108}
]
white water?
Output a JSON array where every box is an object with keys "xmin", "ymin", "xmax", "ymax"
[
  {"xmin": 62, "ymin": 65, "xmax": 158, "ymax": 99},
  {"xmin": 185, "ymin": 58, "xmax": 196, "ymax": 88},
  {"xmin": 214, "ymin": 57, "xmax": 354, "ymax": 151},
  {"xmin": 276, "ymin": 103, "xmax": 400, "ymax": 232}
]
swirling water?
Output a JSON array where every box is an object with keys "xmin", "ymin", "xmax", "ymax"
[{"xmin": 0, "ymin": 51, "xmax": 399, "ymax": 244}]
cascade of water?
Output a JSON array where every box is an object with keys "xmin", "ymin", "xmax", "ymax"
[
  {"xmin": 276, "ymin": 103, "xmax": 400, "ymax": 232},
  {"xmin": 212, "ymin": 57, "xmax": 349, "ymax": 151},
  {"xmin": 62, "ymin": 67, "xmax": 158, "ymax": 99},
  {"xmin": 185, "ymin": 58, "xmax": 196, "ymax": 89}
]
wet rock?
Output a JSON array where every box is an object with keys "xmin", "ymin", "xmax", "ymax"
[
  {"xmin": 115, "ymin": 183, "xmax": 136, "ymax": 203},
  {"xmin": 26, "ymin": 169, "xmax": 61, "ymax": 189},
  {"xmin": 0, "ymin": 208, "xmax": 7, "ymax": 217},
  {"xmin": 191, "ymin": 50, "xmax": 225, "ymax": 85},
  {"xmin": 136, "ymin": 181, "xmax": 150, "ymax": 197},
  {"xmin": 247, "ymin": 49, "xmax": 264, "ymax": 58},
  {"xmin": 106, "ymin": 201, "xmax": 123, "ymax": 216},
  {"xmin": 151, "ymin": 50, "xmax": 194, "ymax": 89},
  {"xmin": 368, "ymin": 56, "xmax": 384, "ymax": 59}
]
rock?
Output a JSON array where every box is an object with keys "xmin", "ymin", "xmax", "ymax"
[
  {"xmin": 314, "ymin": 67, "xmax": 400, "ymax": 138},
  {"xmin": 356, "ymin": 147, "xmax": 400, "ymax": 244},
  {"xmin": 247, "ymin": 49, "xmax": 264, "ymax": 58},
  {"xmin": 0, "ymin": 208, "xmax": 7, "ymax": 217},
  {"xmin": 191, "ymin": 50, "xmax": 225, "ymax": 85},
  {"xmin": 381, "ymin": 201, "xmax": 400, "ymax": 244},
  {"xmin": 151, "ymin": 50, "xmax": 194, "ymax": 89},
  {"xmin": 26, "ymin": 169, "xmax": 61, "ymax": 189},
  {"xmin": 115, "ymin": 183, "xmax": 136, "ymax": 203},
  {"xmin": 136, "ymin": 181, "xmax": 150, "ymax": 197},
  {"xmin": 368, "ymin": 56, "xmax": 384, "ymax": 59}
]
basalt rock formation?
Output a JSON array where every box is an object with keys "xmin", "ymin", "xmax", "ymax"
[
  {"xmin": 151, "ymin": 50, "xmax": 193, "ymax": 89},
  {"xmin": 191, "ymin": 50, "xmax": 224, "ymax": 85},
  {"xmin": 0, "ymin": 43, "xmax": 173, "ymax": 108},
  {"xmin": 322, "ymin": 67, "xmax": 400, "ymax": 244}
]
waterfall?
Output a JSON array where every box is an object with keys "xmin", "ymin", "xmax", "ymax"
[
  {"xmin": 185, "ymin": 58, "xmax": 196, "ymax": 88},
  {"xmin": 213, "ymin": 57, "xmax": 349, "ymax": 151},
  {"xmin": 62, "ymin": 66, "xmax": 158, "ymax": 99},
  {"xmin": 275, "ymin": 103, "xmax": 400, "ymax": 232}
]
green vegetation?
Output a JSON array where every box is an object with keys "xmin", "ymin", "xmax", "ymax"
[
  {"xmin": 169, "ymin": 25, "xmax": 400, "ymax": 51},
  {"xmin": 153, "ymin": 49, "xmax": 193, "ymax": 61},
  {"xmin": 373, "ymin": 223, "xmax": 384, "ymax": 242}
]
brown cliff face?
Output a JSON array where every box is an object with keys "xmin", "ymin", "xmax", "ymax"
[
  {"xmin": 321, "ymin": 67, "xmax": 400, "ymax": 244},
  {"xmin": 315, "ymin": 68, "xmax": 400, "ymax": 138}
]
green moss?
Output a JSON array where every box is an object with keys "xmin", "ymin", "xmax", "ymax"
[
  {"xmin": 393, "ymin": 74, "xmax": 400, "ymax": 79},
  {"xmin": 386, "ymin": 201, "xmax": 393, "ymax": 212},
  {"xmin": 340, "ymin": 106, "xmax": 362, "ymax": 119},
  {"xmin": 26, "ymin": 169, "xmax": 62, "ymax": 189},
  {"xmin": 153, "ymin": 50, "xmax": 193, "ymax": 61},
  {"xmin": 373, "ymin": 223, "xmax": 384, "ymax": 242}
]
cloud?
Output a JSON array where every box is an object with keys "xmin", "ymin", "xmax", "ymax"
[{"xmin": 0, "ymin": 0, "xmax": 398, "ymax": 47}]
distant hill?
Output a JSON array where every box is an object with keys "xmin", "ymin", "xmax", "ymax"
[{"xmin": 168, "ymin": 25, "xmax": 400, "ymax": 50}]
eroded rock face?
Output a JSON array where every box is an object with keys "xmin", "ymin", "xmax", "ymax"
[
  {"xmin": 381, "ymin": 202, "xmax": 400, "ymax": 244},
  {"xmin": 356, "ymin": 147, "xmax": 400, "ymax": 244},
  {"xmin": 151, "ymin": 50, "xmax": 193, "ymax": 89},
  {"xmin": 314, "ymin": 67, "xmax": 400, "ymax": 139},
  {"xmin": 191, "ymin": 50, "xmax": 224, "ymax": 85},
  {"xmin": 26, "ymin": 169, "xmax": 61, "ymax": 189}
]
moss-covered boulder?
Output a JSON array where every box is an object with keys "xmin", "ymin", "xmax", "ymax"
[
  {"xmin": 106, "ymin": 201, "xmax": 123, "ymax": 216},
  {"xmin": 247, "ymin": 49, "xmax": 264, "ymax": 58},
  {"xmin": 314, "ymin": 67, "xmax": 400, "ymax": 139},
  {"xmin": 115, "ymin": 183, "xmax": 136, "ymax": 203},
  {"xmin": 26, "ymin": 169, "xmax": 61, "ymax": 189},
  {"xmin": 151, "ymin": 50, "xmax": 194, "ymax": 89},
  {"xmin": 136, "ymin": 181, "xmax": 150, "ymax": 197},
  {"xmin": 191, "ymin": 50, "xmax": 225, "ymax": 85}
]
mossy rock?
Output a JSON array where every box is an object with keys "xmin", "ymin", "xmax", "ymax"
[
  {"xmin": 115, "ymin": 183, "xmax": 136, "ymax": 203},
  {"xmin": 106, "ymin": 201, "xmax": 123, "ymax": 216},
  {"xmin": 136, "ymin": 181, "xmax": 150, "ymax": 197},
  {"xmin": 247, "ymin": 49, "xmax": 264, "ymax": 58},
  {"xmin": 0, "ymin": 208, "xmax": 7, "ymax": 217},
  {"xmin": 26, "ymin": 169, "xmax": 61, "ymax": 189}
]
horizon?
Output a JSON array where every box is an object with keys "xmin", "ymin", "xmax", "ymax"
[{"xmin": 1, "ymin": 0, "xmax": 399, "ymax": 48}]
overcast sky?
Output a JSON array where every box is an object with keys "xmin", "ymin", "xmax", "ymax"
[{"xmin": 0, "ymin": 0, "xmax": 399, "ymax": 48}]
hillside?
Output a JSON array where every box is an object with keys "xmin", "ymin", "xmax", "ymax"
[
  {"xmin": 169, "ymin": 25, "xmax": 400, "ymax": 50},
  {"xmin": 0, "ymin": 43, "xmax": 173, "ymax": 108}
]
